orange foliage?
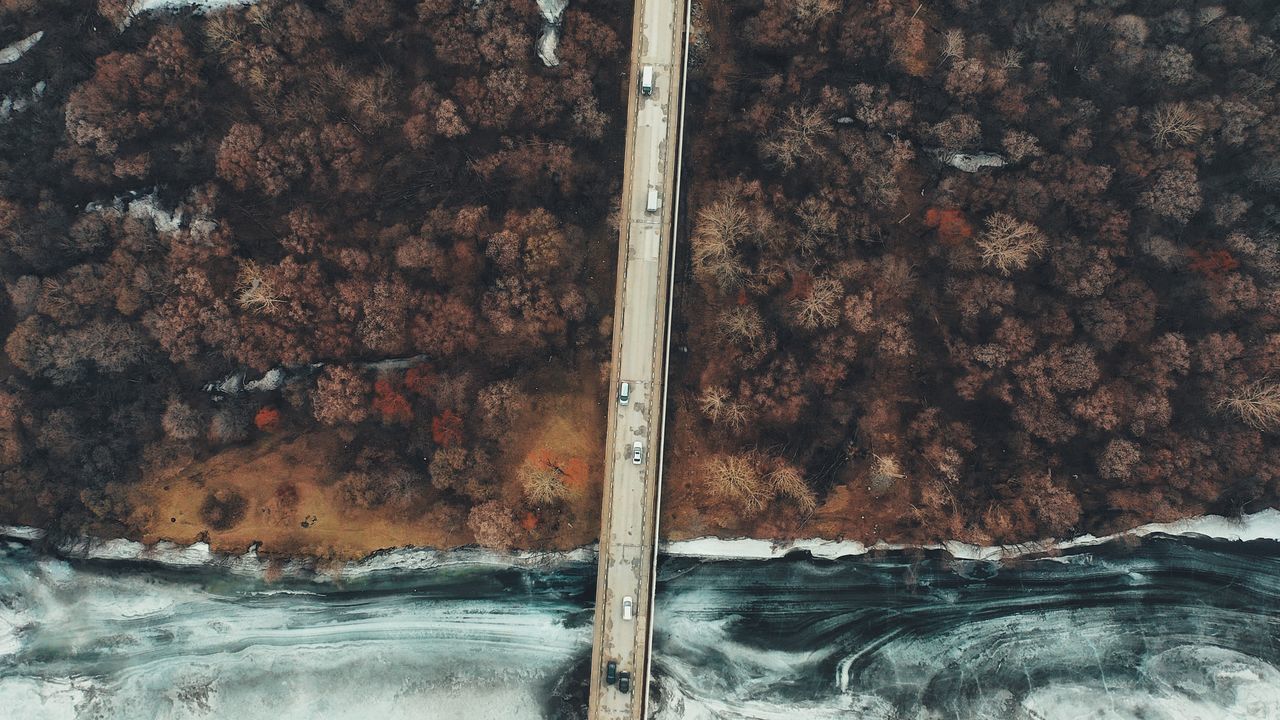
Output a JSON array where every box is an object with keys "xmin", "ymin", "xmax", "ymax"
[
  {"xmin": 254, "ymin": 406, "xmax": 281, "ymax": 431},
  {"xmin": 432, "ymin": 409, "xmax": 464, "ymax": 446},
  {"xmin": 895, "ymin": 17, "xmax": 929, "ymax": 77},
  {"xmin": 373, "ymin": 378, "xmax": 413, "ymax": 424},
  {"xmin": 924, "ymin": 208, "xmax": 974, "ymax": 247},
  {"xmin": 1187, "ymin": 249, "xmax": 1239, "ymax": 279},
  {"xmin": 532, "ymin": 448, "xmax": 589, "ymax": 490},
  {"xmin": 404, "ymin": 365, "xmax": 435, "ymax": 395},
  {"xmin": 521, "ymin": 512, "xmax": 539, "ymax": 532}
]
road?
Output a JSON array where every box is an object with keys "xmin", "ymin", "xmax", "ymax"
[{"xmin": 586, "ymin": 0, "xmax": 688, "ymax": 714}]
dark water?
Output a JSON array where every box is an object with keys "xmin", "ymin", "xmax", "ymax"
[
  {"xmin": 650, "ymin": 537, "xmax": 1280, "ymax": 719},
  {"xmin": 2, "ymin": 534, "xmax": 1278, "ymax": 719}
]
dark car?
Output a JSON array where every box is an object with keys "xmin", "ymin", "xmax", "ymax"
[
  {"xmin": 618, "ymin": 671, "xmax": 631, "ymax": 694},
  {"xmin": 605, "ymin": 661, "xmax": 617, "ymax": 685}
]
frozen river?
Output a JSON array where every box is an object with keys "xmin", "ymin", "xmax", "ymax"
[{"xmin": 2, "ymin": 530, "xmax": 1279, "ymax": 719}]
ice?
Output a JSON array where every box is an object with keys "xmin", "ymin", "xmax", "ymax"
[
  {"xmin": 0, "ymin": 542, "xmax": 590, "ymax": 720},
  {"xmin": 0, "ymin": 678, "xmax": 85, "ymax": 720}
]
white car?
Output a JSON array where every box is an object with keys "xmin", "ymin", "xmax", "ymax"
[
  {"xmin": 631, "ymin": 441, "xmax": 643, "ymax": 465},
  {"xmin": 622, "ymin": 596, "xmax": 634, "ymax": 620},
  {"xmin": 619, "ymin": 381, "xmax": 630, "ymax": 405}
]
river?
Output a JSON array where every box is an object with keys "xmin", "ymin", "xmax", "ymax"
[{"xmin": 2, "ymin": 530, "xmax": 1279, "ymax": 719}]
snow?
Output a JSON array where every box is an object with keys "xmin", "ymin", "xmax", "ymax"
[
  {"xmin": 0, "ymin": 81, "xmax": 47, "ymax": 124},
  {"xmin": 0, "ymin": 526, "xmax": 46, "ymax": 541},
  {"xmin": 125, "ymin": 194, "xmax": 183, "ymax": 233},
  {"xmin": 536, "ymin": 0, "xmax": 569, "ymax": 24},
  {"xmin": 116, "ymin": 0, "xmax": 256, "ymax": 28},
  {"xmin": 0, "ymin": 678, "xmax": 85, "ymax": 720},
  {"xmin": 535, "ymin": 0, "xmax": 568, "ymax": 68},
  {"xmin": 10, "ymin": 510, "xmax": 1280, "ymax": 569},
  {"xmin": 2, "ymin": 526, "xmax": 594, "ymax": 581},
  {"xmin": 537, "ymin": 27, "xmax": 561, "ymax": 68},
  {"xmin": 0, "ymin": 31, "xmax": 43, "ymax": 65},
  {"xmin": 243, "ymin": 368, "xmax": 284, "ymax": 392},
  {"xmin": 662, "ymin": 508, "xmax": 1280, "ymax": 561},
  {"xmin": 932, "ymin": 148, "xmax": 1008, "ymax": 172}
]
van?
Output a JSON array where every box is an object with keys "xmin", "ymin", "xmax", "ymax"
[
  {"xmin": 646, "ymin": 189, "xmax": 659, "ymax": 213},
  {"xmin": 632, "ymin": 441, "xmax": 644, "ymax": 464},
  {"xmin": 640, "ymin": 65, "xmax": 654, "ymax": 96},
  {"xmin": 619, "ymin": 381, "xmax": 630, "ymax": 405}
]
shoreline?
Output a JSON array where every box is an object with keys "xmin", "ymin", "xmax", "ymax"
[{"xmin": 5, "ymin": 509, "xmax": 1280, "ymax": 577}]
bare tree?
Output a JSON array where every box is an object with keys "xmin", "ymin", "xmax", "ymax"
[
  {"xmin": 693, "ymin": 195, "xmax": 749, "ymax": 263},
  {"xmin": 792, "ymin": 277, "xmax": 843, "ymax": 329},
  {"xmin": 977, "ymin": 213, "xmax": 1046, "ymax": 275},
  {"xmin": 520, "ymin": 459, "xmax": 569, "ymax": 505},
  {"xmin": 1149, "ymin": 103, "xmax": 1203, "ymax": 148},
  {"xmin": 235, "ymin": 261, "xmax": 284, "ymax": 314},
  {"xmin": 939, "ymin": 29, "xmax": 965, "ymax": 64},
  {"xmin": 716, "ymin": 305, "xmax": 765, "ymax": 346},
  {"xmin": 795, "ymin": 197, "xmax": 837, "ymax": 254},
  {"xmin": 869, "ymin": 453, "xmax": 905, "ymax": 494},
  {"xmin": 720, "ymin": 401, "xmax": 753, "ymax": 431},
  {"xmin": 762, "ymin": 105, "xmax": 832, "ymax": 171},
  {"xmin": 693, "ymin": 194, "xmax": 750, "ymax": 291},
  {"xmin": 997, "ymin": 48, "xmax": 1023, "ymax": 70},
  {"xmin": 707, "ymin": 454, "xmax": 767, "ymax": 512},
  {"xmin": 1218, "ymin": 381, "xmax": 1280, "ymax": 431},
  {"xmin": 698, "ymin": 386, "xmax": 729, "ymax": 423},
  {"xmin": 791, "ymin": 0, "xmax": 839, "ymax": 28},
  {"xmin": 767, "ymin": 463, "xmax": 817, "ymax": 514}
]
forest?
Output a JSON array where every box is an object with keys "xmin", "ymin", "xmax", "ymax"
[
  {"xmin": 665, "ymin": 0, "xmax": 1280, "ymax": 545},
  {"xmin": 0, "ymin": 0, "xmax": 627, "ymax": 553}
]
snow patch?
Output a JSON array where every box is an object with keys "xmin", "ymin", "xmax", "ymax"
[
  {"xmin": 0, "ymin": 81, "xmax": 47, "ymax": 124},
  {"xmin": 535, "ymin": 0, "xmax": 568, "ymax": 68},
  {"xmin": 662, "ymin": 508, "xmax": 1280, "ymax": 561},
  {"xmin": 124, "ymin": 0, "xmax": 256, "ymax": 25},
  {"xmin": 0, "ymin": 31, "xmax": 43, "ymax": 65},
  {"xmin": 0, "ymin": 525, "xmax": 46, "ymax": 541},
  {"xmin": 125, "ymin": 194, "xmax": 183, "ymax": 234},
  {"xmin": 931, "ymin": 148, "xmax": 1008, "ymax": 172},
  {"xmin": 1, "ymin": 525, "xmax": 594, "ymax": 581}
]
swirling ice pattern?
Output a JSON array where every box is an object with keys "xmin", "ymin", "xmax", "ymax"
[
  {"xmin": 4, "ymin": 535, "xmax": 1280, "ymax": 720},
  {"xmin": 649, "ymin": 536, "xmax": 1280, "ymax": 720},
  {"xmin": 0, "ymin": 540, "xmax": 594, "ymax": 720}
]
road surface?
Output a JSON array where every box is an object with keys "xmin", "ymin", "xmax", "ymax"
[{"xmin": 586, "ymin": 0, "xmax": 688, "ymax": 715}]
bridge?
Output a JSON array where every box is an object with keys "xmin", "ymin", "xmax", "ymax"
[{"xmin": 585, "ymin": 0, "xmax": 690, "ymax": 714}]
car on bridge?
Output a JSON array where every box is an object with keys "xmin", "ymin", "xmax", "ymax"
[
  {"xmin": 632, "ymin": 442, "xmax": 644, "ymax": 464},
  {"xmin": 618, "ymin": 671, "xmax": 631, "ymax": 694},
  {"xmin": 606, "ymin": 660, "xmax": 617, "ymax": 685}
]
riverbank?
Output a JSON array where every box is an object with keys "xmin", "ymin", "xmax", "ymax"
[{"xmin": 7, "ymin": 508, "xmax": 1280, "ymax": 573}]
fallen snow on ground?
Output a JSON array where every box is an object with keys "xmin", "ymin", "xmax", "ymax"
[
  {"xmin": 125, "ymin": 193, "xmax": 183, "ymax": 233},
  {"xmin": 119, "ymin": 0, "xmax": 256, "ymax": 27},
  {"xmin": 0, "ymin": 81, "xmax": 46, "ymax": 124},
  {"xmin": 0, "ymin": 31, "xmax": 43, "ymax": 65},
  {"xmin": 662, "ymin": 508, "xmax": 1280, "ymax": 561},
  {"xmin": 130, "ymin": 0, "xmax": 255, "ymax": 13},
  {"xmin": 536, "ymin": 0, "xmax": 568, "ymax": 68}
]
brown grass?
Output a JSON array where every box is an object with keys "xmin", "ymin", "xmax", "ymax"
[{"xmin": 128, "ymin": 375, "xmax": 605, "ymax": 559}]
